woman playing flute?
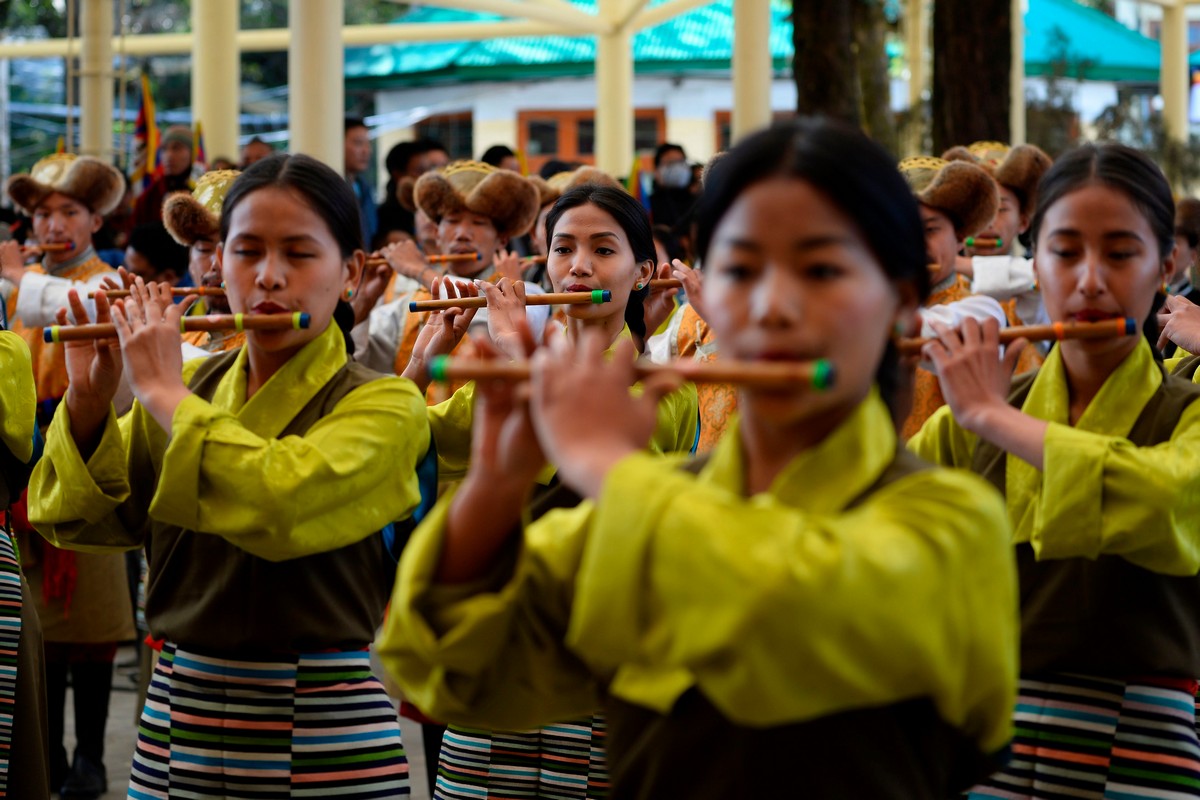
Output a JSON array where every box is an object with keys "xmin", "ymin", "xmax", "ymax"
[
  {"xmin": 26, "ymin": 154, "xmax": 430, "ymax": 798},
  {"xmin": 910, "ymin": 142, "xmax": 1200, "ymax": 799},
  {"xmin": 380, "ymin": 118, "xmax": 1017, "ymax": 797},
  {"xmin": 0, "ymin": 331, "xmax": 51, "ymax": 800},
  {"xmin": 400, "ymin": 181, "xmax": 699, "ymax": 800}
]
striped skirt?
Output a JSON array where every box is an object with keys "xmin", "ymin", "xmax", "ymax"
[
  {"xmin": 435, "ymin": 716, "xmax": 609, "ymax": 800},
  {"xmin": 0, "ymin": 529, "xmax": 22, "ymax": 796},
  {"xmin": 969, "ymin": 673, "xmax": 1200, "ymax": 799},
  {"xmin": 129, "ymin": 643, "xmax": 409, "ymax": 799}
]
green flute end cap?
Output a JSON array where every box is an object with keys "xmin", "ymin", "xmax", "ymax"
[
  {"xmin": 591, "ymin": 289, "xmax": 612, "ymax": 304},
  {"xmin": 1123, "ymin": 317, "xmax": 1137, "ymax": 335},
  {"xmin": 965, "ymin": 237, "xmax": 975, "ymax": 248},
  {"xmin": 297, "ymin": 312, "xmax": 312, "ymax": 329},
  {"xmin": 43, "ymin": 327, "xmax": 57, "ymax": 343},
  {"xmin": 995, "ymin": 237, "xmax": 1004, "ymax": 247},
  {"xmin": 428, "ymin": 355, "xmax": 449, "ymax": 383},
  {"xmin": 812, "ymin": 359, "xmax": 835, "ymax": 391}
]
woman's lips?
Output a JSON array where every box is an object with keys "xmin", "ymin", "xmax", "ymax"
[
  {"xmin": 564, "ymin": 283, "xmax": 596, "ymax": 293},
  {"xmin": 252, "ymin": 301, "xmax": 288, "ymax": 315},
  {"xmin": 1071, "ymin": 309, "xmax": 1122, "ymax": 323}
]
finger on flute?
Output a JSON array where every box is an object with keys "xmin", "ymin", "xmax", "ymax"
[
  {"xmin": 43, "ymin": 312, "xmax": 311, "ymax": 343},
  {"xmin": 428, "ymin": 355, "xmax": 837, "ymax": 390},
  {"xmin": 409, "ymin": 288, "xmax": 612, "ymax": 312},
  {"xmin": 897, "ymin": 317, "xmax": 1138, "ymax": 355},
  {"xmin": 89, "ymin": 286, "xmax": 225, "ymax": 300}
]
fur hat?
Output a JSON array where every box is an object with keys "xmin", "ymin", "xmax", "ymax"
[
  {"xmin": 533, "ymin": 165, "xmax": 623, "ymax": 208},
  {"xmin": 6, "ymin": 153, "xmax": 125, "ymax": 217},
  {"xmin": 899, "ymin": 156, "xmax": 1000, "ymax": 240},
  {"xmin": 966, "ymin": 141, "xmax": 1011, "ymax": 170},
  {"xmin": 162, "ymin": 169, "xmax": 241, "ymax": 247},
  {"xmin": 993, "ymin": 144, "xmax": 1053, "ymax": 218},
  {"xmin": 414, "ymin": 160, "xmax": 541, "ymax": 238},
  {"xmin": 940, "ymin": 145, "xmax": 979, "ymax": 165}
]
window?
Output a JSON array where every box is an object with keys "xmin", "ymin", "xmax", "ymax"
[
  {"xmin": 518, "ymin": 109, "xmax": 666, "ymax": 176},
  {"xmin": 415, "ymin": 112, "xmax": 473, "ymax": 160}
]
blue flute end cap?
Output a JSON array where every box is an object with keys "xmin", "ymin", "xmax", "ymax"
[{"xmin": 298, "ymin": 312, "xmax": 312, "ymax": 329}]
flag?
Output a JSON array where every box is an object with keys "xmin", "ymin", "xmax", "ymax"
[
  {"xmin": 130, "ymin": 73, "xmax": 160, "ymax": 197},
  {"xmin": 192, "ymin": 120, "xmax": 208, "ymax": 179},
  {"xmin": 625, "ymin": 156, "xmax": 650, "ymax": 211},
  {"xmin": 515, "ymin": 148, "xmax": 529, "ymax": 176},
  {"xmin": 54, "ymin": 136, "xmax": 65, "ymax": 154}
]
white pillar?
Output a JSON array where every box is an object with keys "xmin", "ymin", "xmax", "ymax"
[
  {"xmin": 79, "ymin": 0, "xmax": 114, "ymax": 160},
  {"xmin": 906, "ymin": 0, "xmax": 927, "ymax": 114},
  {"xmin": 1162, "ymin": 2, "xmax": 1189, "ymax": 145},
  {"xmin": 731, "ymin": 0, "xmax": 771, "ymax": 143},
  {"xmin": 192, "ymin": 0, "xmax": 240, "ymax": 162},
  {"xmin": 288, "ymin": 0, "xmax": 345, "ymax": 171},
  {"xmin": 1010, "ymin": 0, "xmax": 1026, "ymax": 145},
  {"xmin": 595, "ymin": 0, "xmax": 633, "ymax": 176}
]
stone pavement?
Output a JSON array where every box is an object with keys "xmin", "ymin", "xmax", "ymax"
[{"xmin": 68, "ymin": 645, "xmax": 433, "ymax": 800}]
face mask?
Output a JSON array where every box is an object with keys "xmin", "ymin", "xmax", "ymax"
[{"xmin": 659, "ymin": 161, "xmax": 692, "ymax": 189}]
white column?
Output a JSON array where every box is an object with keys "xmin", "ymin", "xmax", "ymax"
[
  {"xmin": 288, "ymin": 0, "xmax": 345, "ymax": 171},
  {"xmin": 192, "ymin": 0, "xmax": 240, "ymax": 162},
  {"xmin": 1010, "ymin": 0, "xmax": 1026, "ymax": 145},
  {"xmin": 731, "ymin": 0, "xmax": 771, "ymax": 143},
  {"xmin": 79, "ymin": 0, "xmax": 114, "ymax": 160},
  {"xmin": 595, "ymin": 0, "xmax": 633, "ymax": 175},
  {"xmin": 1162, "ymin": 2, "xmax": 1189, "ymax": 145}
]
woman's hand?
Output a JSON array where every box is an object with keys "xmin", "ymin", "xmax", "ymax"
[
  {"xmin": 530, "ymin": 330, "xmax": 680, "ymax": 498},
  {"xmin": 438, "ymin": 323, "xmax": 543, "ymax": 584},
  {"xmin": 381, "ymin": 239, "xmax": 437, "ymax": 287},
  {"xmin": 110, "ymin": 278, "xmax": 195, "ymax": 432},
  {"xmin": 98, "ymin": 266, "xmax": 137, "ymax": 294},
  {"xmin": 642, "ymin": 262, "xmax": 678, "ymax": 337},
  {"xmin": 923, "ymin": 317, "xmax": 1026, "ymax": 434},
  {"xmin": 477, "ymin": 277, "xmax": 533, "ymax": 361},
  {"xmin": 401, "ymin": 277, "xmax": 479, "ymax": 392},
  {"xmin": 351, "ymin": 261, "xmax": 391, "ymax": 327},
  {"xmin": 674, "ymin": 260, "xmax": 707, "ymax": 323},
  {"xmin": 61, "ymin": 288, "xmax": 124, "ymax": 453},
  {"xmin": 493, "ymin": 247, "xmax": 525, "ymax": 283},
  {"xmin": 1157, "ymin": 293, "xmax": 1200, "ymax": 354}
]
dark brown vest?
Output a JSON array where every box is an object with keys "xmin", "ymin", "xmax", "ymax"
[
  {"xmin": 971, "ymin": 366, "xmax": 1200, "ymax": 677},
  {"xmin": 603, "ymin": 450, "xmax": 999, "ymax": 799},
  {"xmin": 143, "ymin": 350, "xmax": 398, "ymax": 654}
]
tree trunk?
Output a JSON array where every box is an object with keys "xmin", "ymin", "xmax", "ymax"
[
  {"xmin": 793, "ymin": 0, "xmax": 860, "ymax": 124},
  {"xmin": 855, "ymin": 0, "xmax": 896, "ymax": 155},
  {"xmin": 931, "ymin": 0, "xmax": 1011, "ymax": 152}
]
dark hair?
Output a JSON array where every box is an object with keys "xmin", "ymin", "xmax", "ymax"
[
  {"xmin": 652, "ymin": 223, "xmax": 687, "ymax": 264},
  {"xmin": 384, "ymin": 138, "xmax": 449, "ymax": 202},
  {"xmin": 695, "ymin": 117, "xmax": 930, "ymax": 419},
  {"xmin": 219, "ymin": 153, "xmax": 363, "ymax": 354},
  {"xmin": 127, "ymin": 221, "xmax": 188, "ymax": 279},
  {"xmin": 1029, "ymin": 142, "xmax": 1175, "ymax": 357},
  {"xmin": 654, "ymin": 143, "xmax": 686, "ymax": 168},
  {"xmin": 539, "ymin": 159, "xmax": 581, "ymax": 180},
  {"xmin": 545, "ymin": 184, "xmax": 657, "ymax": 348},
  {"xmin": 344, "ymin": 117, "xmax": 367, "ymax": 134},
  {"xmin": 480, "ymin": 145, "xmax": 516, "ymax": 167}
]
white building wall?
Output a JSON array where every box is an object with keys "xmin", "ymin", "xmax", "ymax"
[{"xmin": 374, "ymin": 75, "xmax": 797, "ymax": 166}]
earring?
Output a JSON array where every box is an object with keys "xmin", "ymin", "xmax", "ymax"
[
  {"xmin": 220, "ymin": 281, "xmax": 226, "ymax": 289},
  {"xmin": 344, "ymin": 287, "xmax": 355, "ymax": 300},
  {"xmin": 892, "ymin": 319, "xmax": 906, "ymax": 338},
  {"xmin": 635, "ymin": 282, "xmax": 644, "ymax": 290}
]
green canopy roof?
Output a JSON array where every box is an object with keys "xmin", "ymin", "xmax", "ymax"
[
  {"xmin": 344, "ymin": 0, "xmax": 1188, "ymax": 89},
  {"xmin": 344, "ymin": 0, "xmax": 792, "ymax": 88}
]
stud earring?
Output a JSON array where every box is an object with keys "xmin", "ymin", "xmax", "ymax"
[
  {"xmin": 344, "ymin": 287, "xmax": 355, "ymax": 300},
  {"xmin": 635, "ymin": 282, "xmax": 644, "ymax": 290}
]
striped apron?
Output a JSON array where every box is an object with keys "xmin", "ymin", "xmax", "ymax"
[
  {"xmin": 434, "ymin": 716, "xmax": 609, "ymax": 800},
  {"xmin": 129, "ymin": 643, "xmax": 410, "ymax": 799},
  {"xmin": 0, "ymin": 529, "xmax": 22, "ymax": 796},
  {"xmin": 969, "ymin": 673, "xmax": 1200, "ymax": 799}
]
